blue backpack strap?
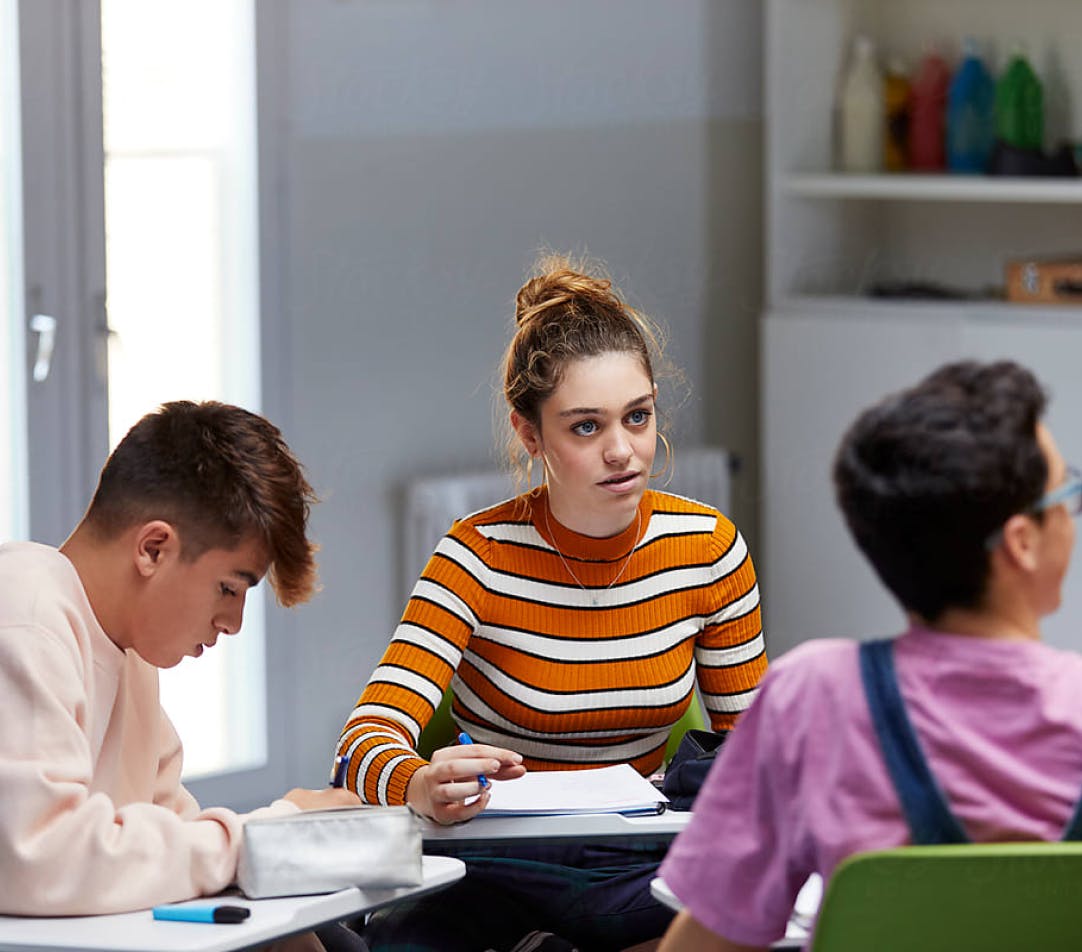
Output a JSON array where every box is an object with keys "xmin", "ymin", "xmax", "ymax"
[
  {"xmin": 1061, "ymin": 797, "xmax": 1082, "ymax": 841},
  {"xmin": 859, "ymin": 639, "xmax": 969, "ymax": 845}
]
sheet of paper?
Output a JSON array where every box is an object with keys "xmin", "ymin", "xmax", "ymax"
[{"xmin": 479, "ymin": 763, "xmax": 669, "ymax": 817}]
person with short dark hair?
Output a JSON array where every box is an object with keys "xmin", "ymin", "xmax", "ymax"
[
  {"xmin": 658, "ymin": 360, "xmax": 1082, "ymax": 952},
  {"xmin": 0, "ymin": 401, "xmax": 358, "ymax": 917}
]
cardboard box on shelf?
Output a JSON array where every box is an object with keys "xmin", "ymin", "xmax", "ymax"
[{"xmin": 1005, "ymin": 258, "xmax": 1082, "ymax": 304}]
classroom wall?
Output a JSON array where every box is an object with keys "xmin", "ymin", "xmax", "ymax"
[{"xmin": 257, "ymin": 0, "xmax": 764, "ymax": 792}]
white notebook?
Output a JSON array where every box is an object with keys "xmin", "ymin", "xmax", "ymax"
[{"xmin": 479, "ymin": 763, "xmax": 669, "ymax": 817}]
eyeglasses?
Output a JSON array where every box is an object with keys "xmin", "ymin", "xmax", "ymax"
[
  {"xmin": 1032, "ymin": 466, "xmax": 1082, "ymax": 518},
  {"xmin": 986, "ymin": 465, "xmax": 1082, "ymax": 549}
]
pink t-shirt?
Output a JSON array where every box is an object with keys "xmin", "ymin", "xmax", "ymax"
[{"xmin": 660, "ymin": 626, "xmax": 1082, "ymax": 947}]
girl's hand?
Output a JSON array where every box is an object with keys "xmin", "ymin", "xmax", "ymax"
[{"xmin": 406, "ymin": 742, "xmax": 525, "ymax": 825}]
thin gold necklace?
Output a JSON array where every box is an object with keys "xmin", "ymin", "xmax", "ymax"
[{"xmin": 543, "ymin": 506, "xmax": 642, "ymax": 607}]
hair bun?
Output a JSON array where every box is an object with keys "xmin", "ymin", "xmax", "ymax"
[{"xmin": 514, "ymin": 255, "xmax": 613, "ymax": 327}]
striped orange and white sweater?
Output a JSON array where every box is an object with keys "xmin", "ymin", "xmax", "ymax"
[{"xmin": 336, "ymin": 487, "xmax": 766, "ymax": 805}]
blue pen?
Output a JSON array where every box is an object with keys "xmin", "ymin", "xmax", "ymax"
[
  {"xmin": 456, "ymin": 730, "xmax": 490, "ymax": 789},
  {"xmin": 330, "ymin": 753, "xmax": 349, "ymax": 788},
  {"xmin": 153, "ymin": 904, "xmax": 250, "ymax": 924}
]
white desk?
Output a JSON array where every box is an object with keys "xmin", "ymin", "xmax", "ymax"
[
  {"xmin": 650, "ymin": 873, "xmax": 823, "ymax": 951},
  {"xmin": 421, "ymin": 809, "xmax": 690, "ymax": 851},
  {"xmin": 0, "ymin": 855, "xmax": 464, "ymax": 952}
]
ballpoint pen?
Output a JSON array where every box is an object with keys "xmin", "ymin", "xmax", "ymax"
[
  {"xmin": 456, "ymin": 730, "xmax": 490, "ymax": 789},
  {"xmin": 330, "ymin": 753, "xmax": 349, "ymax": 788}
]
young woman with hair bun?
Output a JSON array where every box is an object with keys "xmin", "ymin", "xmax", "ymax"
[{"xmin": 336, "ymin": 255, "xmax": 768, "ymax": 952}]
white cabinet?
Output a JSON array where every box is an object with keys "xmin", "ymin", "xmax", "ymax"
[{"xmin": 762, "ymin": 0, "xmax": 1082, "ymax": 657}]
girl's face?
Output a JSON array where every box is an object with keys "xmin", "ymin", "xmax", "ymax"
[{"xmin": 513, "ymin": 351, "xmax": 657, "ymax": 538}]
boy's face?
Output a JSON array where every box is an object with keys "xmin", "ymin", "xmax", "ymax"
[{"xmin": 131, "ymin": 534, "xmax": 269, "ymax": 668}]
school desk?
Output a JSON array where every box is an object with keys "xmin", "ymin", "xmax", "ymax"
[
  {"xmin": 420, "ymin": 808, "xmax": 691, "ymax": 851},
  {"xmin": 0, "ymin": 854, "xmax": 465, "ymax": 952}
]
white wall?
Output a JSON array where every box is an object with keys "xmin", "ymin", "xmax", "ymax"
[{"xmin": 256, "ymin": 0, "xmax": 764, "ymax": 792}]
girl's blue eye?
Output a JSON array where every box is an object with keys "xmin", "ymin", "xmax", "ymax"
[
  {"xmin": 627, "ymin": 408, "xmax": 651, "ymax": 426},
  {"xmin": 572, "ymin": 420, "xmax": 598, "ymax": 436}
]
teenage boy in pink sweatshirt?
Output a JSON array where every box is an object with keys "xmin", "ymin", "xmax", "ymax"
[
  {"xmin": 659, "ymin": 361, "xmax": 1082, "ymax": 951},
  {"xmin": 0, "ymin": 400, "xmax": 358, "ymax": 916}
]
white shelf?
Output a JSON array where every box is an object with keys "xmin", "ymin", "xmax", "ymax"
[
  {"xmin": 784, "ymin": 174, "xmax": 1082, "ymax": 204},
  {"xmin": 772, "ymin": 294, "xmax": 1082, "ymax": 321}
]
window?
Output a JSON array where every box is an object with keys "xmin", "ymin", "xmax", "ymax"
[{"xmin": 101, "ymin": 0, "xmax": 263, "ymax": 778}]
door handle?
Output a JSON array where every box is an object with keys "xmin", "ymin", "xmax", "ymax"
[{"xmin": 29, "ymin": 313, "xmax": 57, "ymax": 382}]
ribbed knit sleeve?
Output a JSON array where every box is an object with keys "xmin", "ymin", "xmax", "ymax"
[
  {"xmin": 694, "ymin": 520, "xmax": 766, "ymax": 731},
  {"xmin": 335, "ymin": 522, "xmax": 492, "ymax": 805}
]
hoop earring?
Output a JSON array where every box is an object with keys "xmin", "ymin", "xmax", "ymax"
[{"xmin": 651, "ymin": 432, "xmax": 674, "ymax": 485}]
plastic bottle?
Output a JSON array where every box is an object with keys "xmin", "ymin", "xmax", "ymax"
[
  {"xmin": 908, "ymin": 46, "xmax": 950, "ymax": 171},
  {"xmin": 947, "ymin": 38, "xmax": 995, "ymax": 173},
  {"xmin": 882, "ymin": 56, "xmax": 911, "ymax": 172},
  {"xmin": 995, "ymin": 45, "xmax": 1044, "ymax": 151},
  {"xmin": 839, "ymin": 35, "xmax": 884, "ymax": 173}
]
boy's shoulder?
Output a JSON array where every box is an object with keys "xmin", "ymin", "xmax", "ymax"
[{"xmin": 0, "ymin": 542, "xmax": 97, "ymax": 650}]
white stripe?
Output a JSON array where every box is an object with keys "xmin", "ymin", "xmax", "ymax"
[
  {"xmin": 637, "ymin": 510, "xmax": 717, "ymax": 546},
  {"xmin": 465, "ymin": 654, "xmax": 696, "ymax": 714},
  {"xmin": 409, "ymin": 576, "xmax": 479, "ymax": 628},
  {"xmin": 706, "ymin": 585, "xmax": 761, "ymax": 626},
  {"xmin": 351, "ymin": 740, "xmax": 413, "ymax": 802},
  {"xmin": 341, "ymin": 724, "xmax": 413, "ymax": 752},
  {"xmin": 350, "ymin": 704, "xmax": 422, "ymax": 742},
  {"xmin": 475, "ymin": 509, "xmax": 716, "ymax": 549},
  {"xmin": 368, "ymin": 665, "xmax": 445, "ymax": 709},
  {"xmin": 713, "ymin": 531, "xmax": 749, "ymax": 579},
  {"xmin": 377, "ymin": 754, "xmax": 417, "ymax": 805},
  {"xmin": 702, "ymin": 686, "xmax": 759, "ymax": 714},
  {"xmin": 473, "ymin": 618, "xmax": 700, "ymax": 662},
  {"xmin": 696, "ymin": 632, "xmax": 766, "ymax": 668},
  {"xmin": 475, "ymin": 521, "xmax": 546, "ymax": 545},
  {"xmin": 394, "ymin": 623, "xmax": 465, "ymax": 670}
]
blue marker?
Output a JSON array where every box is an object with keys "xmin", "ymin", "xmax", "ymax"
[
  {"xmin": 330, "ymin": 753, "xmax": 349, "ymax": 788},
  {"xmin": 456, "ymin": 730, "xmax": 490, "ymax": 789},
  {"xmin": 153, "ymin": 904, "xmax": 251, "ymax": 924}
]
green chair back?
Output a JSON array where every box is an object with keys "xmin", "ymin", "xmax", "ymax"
[
  {"xmin": 811, "ymin": 842, "xmax": 1082, "ymax": 952},
  {"xmin": 416, "ymin": 688, "xmax": 457, "ymax": 759},
  {"xmin": 417, "ymin": 687, "xmax": 707, "ymax": 763}
]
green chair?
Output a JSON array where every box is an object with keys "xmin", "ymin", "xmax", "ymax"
[
  {"xmin": 417, "ymin": 688, "xmax": 707, "ymax": 763},
  {"xmin": 810, "ymin": 842, "xmax": 1082, "ymax": 951}
]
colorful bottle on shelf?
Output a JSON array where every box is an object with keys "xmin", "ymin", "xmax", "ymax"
[
  {"xmin": 908, "ymin": 46, "xmax": 950, "ymax": 171},
  {"xmin": 883, "ymin": 55, "xmax": 911, "ymax": 172},
  {"xmin": 839, "ymin": 35, "xmax": 884, "ymax": 173},
  {"xmin": 995, "ymin": 46, "xmax": 1044, "ymax": 151},
  {"xmin": 947, "ymin": 37, "xmax": 995, "ymax": 173}
]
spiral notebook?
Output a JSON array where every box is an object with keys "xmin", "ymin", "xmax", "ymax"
[{"xmin": 479, "ymin": 763, "xmax": 669, "ymax": 817}]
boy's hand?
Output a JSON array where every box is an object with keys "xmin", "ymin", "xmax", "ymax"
[{"xmin": 282, "ymin": 787, "xmax": 361, "ymax": 810}]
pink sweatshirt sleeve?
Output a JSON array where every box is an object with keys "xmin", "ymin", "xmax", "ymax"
[{"xmin": 0, "ymin": 623, "xmax": 296, "ymax": 915}]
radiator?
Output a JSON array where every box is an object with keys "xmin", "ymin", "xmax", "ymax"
[{"xmin": 401, "ymin": 445, "xmax": 733, "ymax": 599}]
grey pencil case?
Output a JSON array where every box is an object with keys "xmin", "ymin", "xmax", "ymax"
[{"xmin": 237, "ymin": 805, "xmax": 422, "ymax": 898}]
